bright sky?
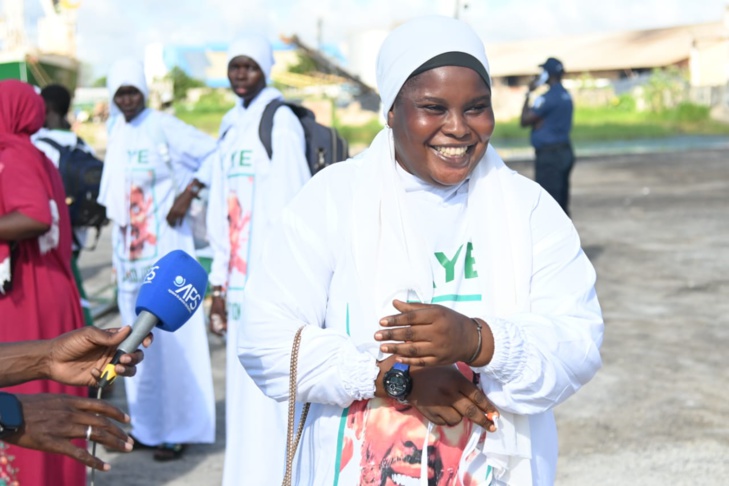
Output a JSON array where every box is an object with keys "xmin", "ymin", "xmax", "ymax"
[{"xmin": 20, "ymin": 0, "xmax": 729, "ymax": 79}]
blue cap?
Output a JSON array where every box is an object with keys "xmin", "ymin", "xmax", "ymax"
[{"xmin": 540, "ymin": 57, "xmax": 564, "ymax": 75}]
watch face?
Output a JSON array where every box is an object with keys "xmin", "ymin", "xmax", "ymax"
[{"xmin": 384, "ymin": 368, "xmax": 412, "ymax": 400}]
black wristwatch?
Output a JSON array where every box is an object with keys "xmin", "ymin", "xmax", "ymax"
[
  {"xmin": 383, "ymin": 362, "xmax": 412, "ymax": 403},
  {"xmin": 0, "ymin": 392, "xmax": 24, "ymax": 439}
]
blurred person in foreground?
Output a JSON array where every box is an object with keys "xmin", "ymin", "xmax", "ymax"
[
  {"xmin": 521, "ymin": 57, "xmax": 575, "ymax": 216},
  {"xmin": 239, "ymin": 16, "xmax": 603, "ymax": 485},
  {"xmin": 205, "ymin": 33, "xmax": 311, "ymax": 486},
  {"xmin": 0, "ymin": 326, "xmax": 151, "ymax": 476},
  {"xmin": 97, "ymin": 58, "xmax": 216, "ymax": 461},
  {"xmin": 33, "ymin": 83, "xmax": 98, "ymax": 326},
  {"xmin": 0, "ymin": 79, "xmax": 89, "ymax": 485}
]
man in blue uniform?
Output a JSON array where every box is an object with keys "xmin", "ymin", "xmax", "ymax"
[{"xmin": 521, "ymin": 57, "xmax": 574, "ymax": 215}]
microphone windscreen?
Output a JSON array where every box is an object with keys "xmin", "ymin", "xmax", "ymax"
[{"xmin": 135, "ymin": 250, "xmax": 208, "ymax": 332}]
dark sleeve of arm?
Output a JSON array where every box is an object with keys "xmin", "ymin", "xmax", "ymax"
[{"xmin": 521, "ymin": 92, "xmax": 555, "ymax": 128}]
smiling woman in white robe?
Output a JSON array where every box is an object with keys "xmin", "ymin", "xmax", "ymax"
[{"xmin": 238, "ymin": 16, "xmax": 604, "ymax": 486}]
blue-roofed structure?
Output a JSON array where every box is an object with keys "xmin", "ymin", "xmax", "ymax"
[{"xmin": 161, "ymin": 40, "xmax": 349, "ymax": 89}]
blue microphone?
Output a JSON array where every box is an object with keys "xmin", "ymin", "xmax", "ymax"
[{"xmin": 98, "ymin": 250, "xmax": 208, "ymax": 388}]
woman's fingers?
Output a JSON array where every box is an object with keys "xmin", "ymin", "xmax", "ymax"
[
  {"xmin": 379, "ymin": 301, "xmax": 433, "ymax": 326},
  {"xmin": 453, "ymin": 395, "xmax": 497, "ymax": 431},
  {"xmin": 408, "ymin": 366, "xmax": 499, "ymax": 430},
  {"xmin": 454, "ymin": 383, "xmax": 499, "ymax": 431},
  {"xmin": 375, "ymin": 324, "xmax": 419, "ymax": 342},
  {"xmin": 376, "ymin": 334, "xmax": 453, "ymax": 366}
]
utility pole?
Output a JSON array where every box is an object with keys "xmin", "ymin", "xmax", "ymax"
[
  {"xmin": 454, "ymin": 0, "xmax": 469, "ymax": 19},
  {"xmin": 316, "ymin": 17, "xmax": 323, "ymax": 49}
]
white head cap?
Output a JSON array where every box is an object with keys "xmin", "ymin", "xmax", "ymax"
[
  {"xmin": 376, "ymin": 15, "xmax": 491, "ymax": 118},
  {"xmin": 226, "ymin": 33, "xmax": 275, "ymax": 82},
  {"xmin": 107, "ymin": 57, "xmax": 149, "ymax": 103}
]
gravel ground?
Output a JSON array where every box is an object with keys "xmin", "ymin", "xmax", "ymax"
[{"xmin": 79, "ymin": 147, "xmax": 729, "ymax": 485}]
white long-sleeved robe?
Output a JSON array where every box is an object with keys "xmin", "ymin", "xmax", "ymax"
[
  {"xmin": 99, "ymin": 108, "xmax": 217, "ymax": 445},
  {"xmin": 205, "ymin": 87, "xmax": 310, "ymax": 486},
  {"xmin": 238, "ymin": 155, "xmax": 604, "ymax": 485}
]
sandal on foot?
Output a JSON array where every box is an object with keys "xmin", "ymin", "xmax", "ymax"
[{"xmin": 153, "ymin": 443, "xmax": 186, "ymax": 461}]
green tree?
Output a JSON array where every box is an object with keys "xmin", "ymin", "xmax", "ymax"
[
  {"xmin": 288, "ymin": 54, "xmax": 318, "ymax": 74},
  {"xmin": 642, "ymin": 67, "xmax": 687, "ymax": 112},
  {"xmin": 91, "ymin": 76, "xmax": 107, "ymax": 87},
  {"xmin": 165, "ymin": 66, "xmax": 205, "ymax": 101}
]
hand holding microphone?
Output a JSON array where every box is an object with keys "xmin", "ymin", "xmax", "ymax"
[
  {"xmin": 97, "ymin": 249, "xmax": 208, "ymax": 389},
  {"xmin": 42, "ymin": 326, "xmax": 152, "ymax": 388}
]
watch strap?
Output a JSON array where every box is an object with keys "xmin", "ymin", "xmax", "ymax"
[{"xmin": 393, "ymin": 362, "xmax": 410, "ymax": 373}]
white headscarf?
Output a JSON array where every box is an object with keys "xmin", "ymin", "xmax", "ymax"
[
  {"xmin": 107, "ymin": 57, "xmax": 149, "ymax": 106},
  {"xmin": 376, "ymin": 15, "xmax": 491, "ymax": 118},
  {"xmin": 226, "ymin": 33, "xmax": 274, "ymax": 82}
]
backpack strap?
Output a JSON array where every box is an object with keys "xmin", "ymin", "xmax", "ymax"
[
  {"xmin": 37, "ymin": 136, "xmax": 88, "ymax": 153},
  {"xmin": 75, "ymin": 135, "xmax": 90, "ymax": 150},
  {"xmin": 36, "ymin": 137, "xmax": 66, "ymax": 153},
  {"xmin": 258, "ymin": 99, "xmax": 286, "ymax": 160}
]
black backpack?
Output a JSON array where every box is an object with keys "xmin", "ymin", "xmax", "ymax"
[
  {"xmin": 258, "ymin": 100, "xmax": 349, "ymax": 175},
  {"xmin": 37, "ymin": 137, "xmax": 108, "ymax": 235}
]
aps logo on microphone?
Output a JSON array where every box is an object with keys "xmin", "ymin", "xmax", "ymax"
[
  {"xmin": 168, "ymin": 274, "xmax": 202, "ymax": 313},
  {"xmin": 142, "ymin": 265, "xmax": 160, "ymax": 285}
]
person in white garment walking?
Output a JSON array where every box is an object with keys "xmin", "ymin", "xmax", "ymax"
[
  {"xmin": 205, "ymin": 33, "xmax": 311, "ymax": 485},
  {"xmin": 97, "ymin": 58, "xmax": 217, "ymax": 461},
  {"xmin": 238, "ymin": 16, "xmax": 603, "ymax": 486}
]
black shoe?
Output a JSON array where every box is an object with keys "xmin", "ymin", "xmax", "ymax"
[
  {"xmin": 153, "ymin": 443, "xmax": 186, "ymax": 461},
  {"xmin": 129, "ymin": 434, "xmax": 156, "ymax": 451}
]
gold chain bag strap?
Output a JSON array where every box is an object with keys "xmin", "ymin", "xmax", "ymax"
[{"xmin": 282, "ymin": 326, "xmax": 311, "ymax": 486}]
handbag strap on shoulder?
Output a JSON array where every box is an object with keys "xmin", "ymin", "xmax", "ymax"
[{"xmin": 282, "ymin": 325, "xmax": 310, "ymax": 486}]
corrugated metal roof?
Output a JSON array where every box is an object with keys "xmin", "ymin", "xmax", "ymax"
[{"xmin": 485, "ymin": 21, "xmax": 727, "ymax": 77}]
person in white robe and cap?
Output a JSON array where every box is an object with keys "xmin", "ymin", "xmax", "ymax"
[
  {"xmin": 205, "ymin": 33, "xmax": 311, "ymax": 485},
  {"xmin": 98, "ymin": 58, "xmax": 217, "ymax": 461},
  {"xmin": 238, "ymin": 15, "xmax": 604, "ymax": 486}
]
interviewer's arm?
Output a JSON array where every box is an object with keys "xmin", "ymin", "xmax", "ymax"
[
  {"xmin": 0, "ymin": 326, "xmax": 151, "ymax": 388},
  {"xmin": 0, "ymin": 339, "xmax": 52, "ymax": 387}
]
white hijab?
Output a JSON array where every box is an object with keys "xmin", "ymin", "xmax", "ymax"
[
  {"xmin": 376, "ymin": 15, "xmax": 491, "ymax": 117},
  {"xmin": 106, "ymin": 57, "xmax": 149, "ymax": 115},
  {"xmin": 226, "ymin": 33, "xmax": 274, "ymax": 82},
  {"xmin": 351, "ymin": 15, "xmax": 532, "ymax": 484},
  {"xmin": 98, "ymin": 58, "xmax": 149, "ymax": 226}
]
